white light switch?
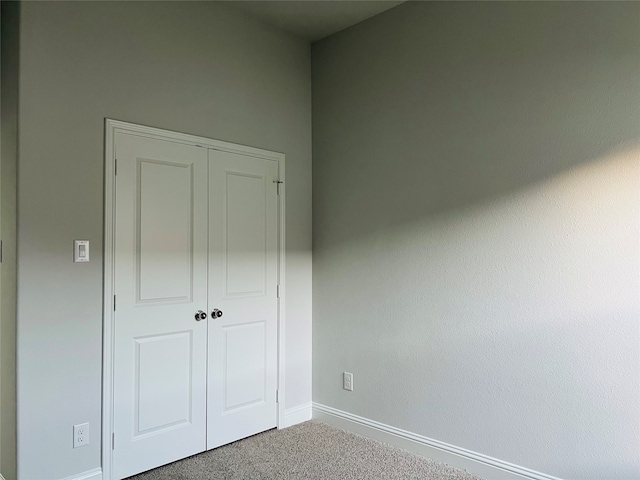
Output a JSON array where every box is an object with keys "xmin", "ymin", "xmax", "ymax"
[{"xmin": 74, "ymin": 240, "xmax": 90, "ymax": 263}]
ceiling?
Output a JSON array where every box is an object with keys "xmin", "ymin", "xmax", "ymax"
[{"xmin": 224, "ymin": 1, "xmax": 405, "ymax": 42}]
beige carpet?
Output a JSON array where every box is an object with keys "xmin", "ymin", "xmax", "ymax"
[{"xmin": 127, "ymin": 421, "xmax": 485, "ymax": 480}]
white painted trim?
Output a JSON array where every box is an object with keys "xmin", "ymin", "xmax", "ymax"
[
  {"xmin": 102, "ymin": 119, "xmax": 286, "ymax": 480},
  {"xmin": 60, "ymin": 467, "xmax": 102, "ymax": 480},
  {"xmin": 104, "ymin": 119, "xmax": 284, "ymax": 161},
  {"xmin": 312, "ymin": 403, "xmax": 563, "ymax": 480},
  {"xmin": 0, "ymin": 474, "xmax": 6, "ymax": 480},
  {"xmin": 280, "ymin": 402, "xmax": 312, "ymax": 428},
  {"xmin": 276, "ymin": 158, "xmax": 287, "ymax": 431},
  {"xmin": 102, "ymin": 120, "xmax": 117, "ymax": 480}
]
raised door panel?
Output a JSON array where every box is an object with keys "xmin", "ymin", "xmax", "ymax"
[
  {"xmin": 138, "ymin": 160, "xmax": 194, "ymax": 303},
  {"xmin": 135, "ymin": 332, "xmax": 193, "ymax": 435},
  {"xmin": 223, "ymin": 321, "xmax": 267, "ymax": 410},
  {"xmin": 224, "ymin": 172, "xmax": 267, "ymax": 297}
]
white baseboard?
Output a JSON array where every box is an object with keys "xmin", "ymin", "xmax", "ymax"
[
  {"xmin": 312, "ymin": 403, "xmax": 562, "ymax": 480},
  {"xmin": 60, "ymin": 467, "xmax": 102, "ymax": 480},
  {"xmin": 280, "ymin": 402, "xmax": 312, "ymax": 428}
]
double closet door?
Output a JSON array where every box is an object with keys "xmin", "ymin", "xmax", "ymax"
[{"xmin": 112, "ymin": 133, "xmax": 279, "ymax": 479}]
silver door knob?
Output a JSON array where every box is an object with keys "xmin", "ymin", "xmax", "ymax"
[
  {"xmin": 195, "ymin": 310, "xmax": 207, "ymax": 321},
  {"xmin": 211, "ymin": 309, "xmax": 223, "ymax": 319}
]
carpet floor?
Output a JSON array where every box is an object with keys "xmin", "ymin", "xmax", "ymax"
[{"xmin": 127, "ymin": 421, "xmax": 485, "ymax": 480}]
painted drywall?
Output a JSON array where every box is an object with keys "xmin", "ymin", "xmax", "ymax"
[
  {"xmin": 16, "ymin": 2, "xmax": 311, "ymax": 478},
  {"xmin": 1, "ymin": 2, "xmax": 19, "ymax": 478},
  {"xmin": 312, "ymin": 2, "xmax": 640, "ymax": 479}
]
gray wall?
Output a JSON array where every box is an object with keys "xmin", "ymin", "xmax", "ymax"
[
  {"xmin": 16, "ymin": 2, "xmax": 311, "ymax": 478},
  {"xmin": 312, "ymin": 3, "xmax": 640, "ymax": 479},
  {"xmin": 1, "ymin": 1, "xmax": 19, "ymax": 478}
]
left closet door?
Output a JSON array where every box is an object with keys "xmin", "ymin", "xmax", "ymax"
[{"xmin": 112, "ymin": 133, "xmax": 209, "ymax": 479}]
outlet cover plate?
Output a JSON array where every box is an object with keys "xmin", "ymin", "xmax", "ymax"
[
  {"xmin": 73, "ymin": 423, "xmax": 89, "ymax": 448},
  {"xmin": 343, "ymin": 372, "xmax": 353, "ymax": 391}
]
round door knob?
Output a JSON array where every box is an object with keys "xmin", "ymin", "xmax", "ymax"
[
  {"xmin": 211, "ymin": 309, "xmax": 223, "ymax": 319},
  {"xmin": 195, "ymin": 310, "xmax": 207, "ymax": 321}
]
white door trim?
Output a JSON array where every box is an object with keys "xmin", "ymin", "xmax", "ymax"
[{"xmin": 102, "ymin": 119, "xmax": 286, "ymax": 480}]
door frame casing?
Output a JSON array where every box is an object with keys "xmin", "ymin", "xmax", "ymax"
[{"xmin": 102, "ymin": 119, "xmax": 286, "ymax": 480}]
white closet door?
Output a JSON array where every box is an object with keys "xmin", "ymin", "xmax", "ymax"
[
  {"xmin": 112, "ymin": 133, "xmax": 208, "ymax": 479},
  {"xmin": 206, "ymin": 149, "xmax": 279, "ymax": 449}
]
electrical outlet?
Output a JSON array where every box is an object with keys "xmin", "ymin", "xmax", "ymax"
[
  {"xmin": 343, "ymin": 372, "xmax": 353, "ymax": 391},
  {"xmin": 73, "ymin": 423, "xmax": 89, "ymax": 448}
]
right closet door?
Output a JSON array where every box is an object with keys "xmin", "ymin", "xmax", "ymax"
[{"xmin": 206, "ymin": 149, "xmax": 279, "ymax": 450}]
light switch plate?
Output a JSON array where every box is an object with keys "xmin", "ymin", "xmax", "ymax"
[{"xmin": 74, "ymin": 240, "xmax": 90, "ymax": 263}]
